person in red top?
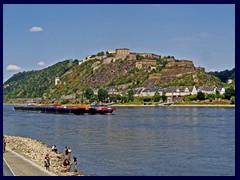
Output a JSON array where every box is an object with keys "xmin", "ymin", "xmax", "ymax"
[{"xmin": 63, "ymin": 158, "xmax": 70, "ymax": 166}]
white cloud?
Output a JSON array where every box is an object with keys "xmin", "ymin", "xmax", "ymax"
[
  {"xmin": 29, "ymin": 26, "xmax": 44, "ymax": 32},
  {"xmin": 37, "ymin": 61, "xmax": 45, "ymax": 66},
  {"xmin": 6, "ymin": 64, "xmax": 22, "ymax": 71}
]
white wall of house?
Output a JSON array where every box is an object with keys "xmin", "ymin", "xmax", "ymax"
[
  {"xmin": 192, "ymin": 86, "xmax": 198, "ymax": 95},
  {"xmin": 220, "ymin": 88, "xmax": 225, "ymax": 95}
]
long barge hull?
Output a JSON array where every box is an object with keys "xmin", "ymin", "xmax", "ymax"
[
  {"xmin": 14, "ymin": 106, "xmax": 115, "ymax": 115},
  {"xmin": 14, "ymin": 105, "xmax": 41, "ymax": 112}
]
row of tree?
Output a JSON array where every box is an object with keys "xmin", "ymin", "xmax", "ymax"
[
  {"xmin": 83, "ymin": 88, "xmax": 135, "ymax": 103},
  {"xmin": 81, "ymin": 86, "xmax": 235, "ymax": 104}
]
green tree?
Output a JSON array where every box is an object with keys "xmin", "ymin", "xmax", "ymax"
[
  {"xmin": 224, "ymin": 87, "xmax": 235, "ymax": 100},
  {"xmin": 90, "ymin": 94, "xmax": 98, "ymax": 103},
  {"xmin": 214, "ymin": 89, "xmax": 225, "ymax": 99},
  {"xmin": 162, "ymin": 92, "xmax": 167, "ymax": 102},
  {"xmin": 98, "ymin": 88, "xmax": 108, "ymax": 102},
  {"xmin": 121, "ymin": 96, "xmax": 128, "ymax": 103},
  {"xmin": 84, "ymin": 88, "xmax": 94, "ymax": 100},
  {"xmin": 143, "ymin": 97, "xmax": 151, "ymax": 102},
  {"xmin": 230, "ymin": 96, "xmax": 235, "ymax": 104},
  {"xmin": 127, "ymin": 89, "xmax": 134, "ymax": 102},
  {"xmin": 197, "ymin": 91, "xmax": 205, "ymax": 100},
  {"xmin": 215, "ymin": 89, "xmax": 220, "ymax": 97},
  {"xmin": 205, "ymin": 93, "xmax": 216, "ymax": 99},
  {"xmin": 153, "ymin": 92, "xmax": 161, "ymax": 102},
  {"xmin": 97, "ymin": 51, "xmax": 105, "ymax": 56},
  {"xmin": 109, "ymin": 94, "xmax": 118, "ymax": 103}
]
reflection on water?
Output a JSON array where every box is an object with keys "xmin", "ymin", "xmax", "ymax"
[{"xmin": 3, "ymin": 105, "xmax": 235, "ymax": 176}]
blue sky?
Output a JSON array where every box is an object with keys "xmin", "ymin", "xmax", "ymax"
[{"xmin": 3, "ymin": 4, "xmax": 235, "ymax": 82}]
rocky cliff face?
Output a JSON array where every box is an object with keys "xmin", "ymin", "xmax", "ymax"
[
  {"xmin": 80, "ymin": 59, "xmax": 136, "ymax": 88},
  {"xmin": 160, "ymin": 66, "xmax": 196, "ymax": 83},
  {"xmin": 142, "ymin": 60, "xmax": 202, "ymax": 87}
]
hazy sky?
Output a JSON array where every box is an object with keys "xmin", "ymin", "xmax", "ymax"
[{"xmin": 3, "ymin": 4, "xmax": 235, "ymax": 82}]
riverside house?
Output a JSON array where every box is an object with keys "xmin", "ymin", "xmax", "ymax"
[
  {"xmin": 133, "ymin": 86, "xmax": 163, "ymax": 97},
  {"xmin": 197, "ymin": 86, "xmax": 217, "ymax": 94},
  {"xmin": 164, "ymin": 86, "xmax": 197, "ymax": 102},
  {"xmin": 164, "ymin": 85, "xmax": 218, "ymax": 102},
  {"xmin": 105, "ymin": 87, "xmax": 119, "ymax": 95}
]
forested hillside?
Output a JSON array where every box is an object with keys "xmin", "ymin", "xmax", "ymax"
[
  {"xmin": 207, "ymin": 68, "xmax": 235, "ymax": 83},
  {"xmin": 4, "ymin": 60, "xmax": 78, "ymax": 99}
]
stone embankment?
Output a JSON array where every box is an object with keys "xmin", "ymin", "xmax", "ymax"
[{"xmin": 4, "ymin": 135, "xmax": 84, "ymax": 176}]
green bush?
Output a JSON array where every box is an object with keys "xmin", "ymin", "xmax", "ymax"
[
  {"xmin": 184, "ymin": 94, "xmax": 197, "ymax": 101},
  {"xmin": 230, "ymin": 96, "xmax": 235, "ymax": 104},
  {"xmin": 197, "ymin": 92, "xmax": 205, "ymax": 100},
  {"xmin": 61, "ymin": 99, "xmax": 69, "ymax": 104},
  {"xmin": 143, "ymin": 97, "xmax": 152, "ymax": 102}
]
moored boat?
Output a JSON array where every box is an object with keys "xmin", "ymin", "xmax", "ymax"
[
  {"xmin": 91, "ymin": 104, "xmax": 116, "ymax": 114},
  {"xmin": 40, "ymin": 104, "xmax": 116, "ymax": 115},
  {"xmin": 14, "ymin": 105, "xmax": 41, "ymax": 111},
  {"xmin": 14, "ymin": 100, "xmax": 40, "ymax": 111},
  {"xmin": 14, "ymin": 103, "xmax": 116, "ymax": 115}
]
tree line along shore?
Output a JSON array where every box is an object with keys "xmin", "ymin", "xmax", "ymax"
[
  {"xmin": 3, "ymin": 101, "xmax": 235, "ymax": 107},
  {"xmin": 3, "ymin": 135, "xmax": 84, "ymax": 176}
]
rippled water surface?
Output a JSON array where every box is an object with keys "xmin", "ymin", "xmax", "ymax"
[{"xmin": 3, "ymin": 105, "xmax": 235, "ymax": 176}]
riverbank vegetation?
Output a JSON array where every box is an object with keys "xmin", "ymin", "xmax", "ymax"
[{"xmin": 4, "ymin": 85, "xmax": 235, "ymax": 106}]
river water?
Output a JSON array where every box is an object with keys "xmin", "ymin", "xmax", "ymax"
[{"xmin": 3, "ymin": 105, "xmax": 235, "ymax": 176}]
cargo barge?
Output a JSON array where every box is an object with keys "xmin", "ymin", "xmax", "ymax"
[{"xmin": 14, "ymin": 104, "xmax": 116, "ymax": 115}]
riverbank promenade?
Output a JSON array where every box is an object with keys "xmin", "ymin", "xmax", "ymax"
[{"xmin": 3, "ymin": 148, "xmax": 55, "ymax": 176}]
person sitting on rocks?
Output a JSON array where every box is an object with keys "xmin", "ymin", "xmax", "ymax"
[
  {"xmin": 67, "ymin": 147, "xmax": 72, "ymax": 160},
  {"xmin": 65, "ymin": 146, "xmax": 69, "ymax": 158},
  {"xmin": 51, "ymin": 145, "xmax": 58, "ymax": 153},
  {"xmin": 54, "ymin": 152, "xmax": 62, "ymax": 160},
  {"xmin": 63, "ymin": 158, "xmax": 70, "ymax": 166},
  {"xmin": 73, "ymin": 156, "xmax": 78, "ymax": 172}
]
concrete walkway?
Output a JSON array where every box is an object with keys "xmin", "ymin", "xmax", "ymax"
[
  {"xmin": 3, "ymin": 159, "xmax": 14, "ymax": 176},
  {"xmin": 3, "ymin": 148, "xmax": 56, "ymax": 176}
]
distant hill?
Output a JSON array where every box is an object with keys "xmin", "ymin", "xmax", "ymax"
[
  {"xmin": 4, "ymin": 60, "xmax": 78, "ymax": 99},
  {"xmin": 3, "ymin": 49, "xmax": 224, "ymax": 100},
  {"xmin": 207, "ymin": 68, "xmax": 235, "ymax": 83}
]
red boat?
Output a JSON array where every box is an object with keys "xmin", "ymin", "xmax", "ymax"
[{"xmin": 91, "ymin": 104, "xmax": 116, "ymax": 114}]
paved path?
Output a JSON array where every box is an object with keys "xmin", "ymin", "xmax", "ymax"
[
  {"xmin": 3, "ymin": 159, "xmax": 14, "ymax": 176},
  {"xmin": 3, "ymin": 148, "xmax": 56, "ymax": 176}
]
